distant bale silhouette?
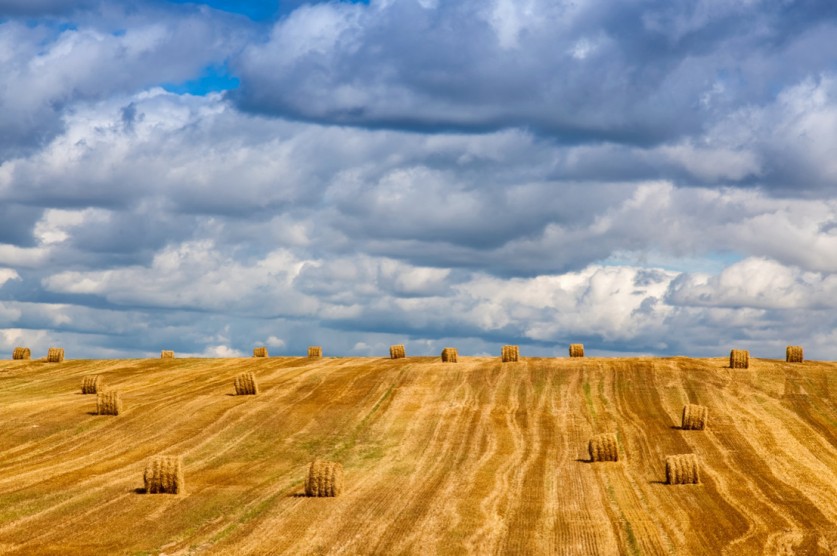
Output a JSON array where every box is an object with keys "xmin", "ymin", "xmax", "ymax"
[
  {"xmin": 441, "ymin": 347, "xmax": 458, "ymax": 363},
  {"xmin": 681, "ymin": 404, "xmax": 708, "ymax": 430},
  {"xmin": 729, "ymin": 349, "xmax": 749, "ymax": 369},
  {"xmin": 253, "ymin": 346, "xmax": 268, "ymax": 358},
  {"xmin": 96, "ymin": 391, "xmax": 122, "ymax": 416},
  {"xmin": 569, "ymin": 344, "xmax": 584, "ymax": 358},
  {"xmin": 501, "ymin": 345, "xmax": 520, "ymax": 362},
  {"xmin": 12, "ymin": 347, "xmax": 30, "ymax": 360},
  {"xmin": 47, "ymin": 347, "xmax": 64, "ymax": 363},
  {"xmin": 389, "ymin": 344, "xmax": 406, "ymax": 359},
  {"xmin": 305, "ymin": 460, "xmax": 344, "ymax": 497},
  {"xmin": 666, "ymin": 454, "xmax": 700, "ymax": 485},
  {"xmin": 160, "ymin": 350, "xmax": 174, "ymax": 359},
  {"xmin": 81, "ymin": 375, "xmax": 103, "ymax": 395},
  {"xmin": 308, "ymin": 346, "xmax": 322, "ymax": 358},
  {"xmin": 144, "ymin": 455, "xmax": 184, "ymax": 494},
  {"xmin": 588, "ymin": 433, "xmax": 618, "ymax": 462},
  {"xmin": 786, "ymin": 346, "xmax": 803, "ymax": 363}
]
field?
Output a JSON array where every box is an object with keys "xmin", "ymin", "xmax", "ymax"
[{"xmin": 0, "ymin": 355, "xmax": 836, "ymax": 555}]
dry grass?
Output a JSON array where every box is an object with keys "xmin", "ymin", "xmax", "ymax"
[
  {"xmin": 161, "ymin": 350, "xmax": 175, "ymax": 359},
  {"xmin": 305, "ymin": 460, "xmax": 344, "ymax": 497},
  {"xmin": 12, "ymin": 347, "xmax": 30, "ymax": 360},
  {"xmin": 389, "ymin": 344, "xmax": 406, "ymax": 359},
  {"xmin": 234, "ymin": 372, "xmax": 259, "ymax": 395},
  {"xmin": 665, "ymin": 454, "xmax": 700, "ymax": 485},
  {"xmin": 681, "ymin": 404, "xmax": 708, "ymax": 430},
  {"xmin": 253, "ymin": 347, "xmax": 268, "ymax": 358},
  {"xmin": 308, "ymin": 346, "xmax": 323, "ymax": 358},
  {"xmin": 441, "ymin": 347, "xmax": 458, "ymax": 363},
  {"xmin": 47, "ymin": 347, "xmax": 64, "ymax": 363},
  {"xmin": 730, "ymin": 349, "xmax": 749, "ymax": 369},
  {"xmin": 81, "ymin": 375, "xmax": 103, "ymax": 395},
  {"xmin": 143, "ymin": 455, "xmax": 184, "ymax": 495},
  {"xmin": 588, "ymin": 433, "xmax": 618, "ymax": 462},
  {"xmin": 569, "ymin": 344, "xmax": 585, "ymax": 358},
  {"xmin": 786, "ymin": 346, "xmax": 804, "ymax": 363},
  {"xmin": 96, "ymin": 391, "xmax": 122, "ymax": 416},
  {"xmin": 501, "ymin": 345, "xmax": 520, "ymax": 363}
]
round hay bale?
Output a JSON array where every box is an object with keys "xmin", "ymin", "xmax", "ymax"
[
  {"xmin": 253, "ymin": 346, "xmax": 268, "ymax": 358},
  {"xmin": 569, "ymin": 344, "xmax": 585, "ymax": 358},
  {"xmin": 501, "ymin": 345, "xmax": 520, "ymax": 363},
  {"xmin": 389, "ymin": 344, "xmax": 406, "ymax": 359},
  {"xmin": 308, "ymin": 346, "xmax": 323, "ymax": 358},
  {"xmin": 234, "ymin": 372, "xmax": 259, "ymax": 395},
  {"xmin": 160, "ymin": 350, "xmax": 175, "ymax": 359},
  {"xmin": 12, "ymin": 347, "xmax": 30, "ymax": 360},
  {"xmin": 305, "ymin": 459, "xmax": 344, "ymax": 497},
  {"xmin": 729, "ymin": 349, "xmax": 749, "ymax": 369},
  {"xmin": 96, "ymin": 391, "xmax": 122, "ymax": 416},
  {"xmin": 81, "ymin": 375, "xmax": 103, "ymax": 395},
  {"xmin": 665, "ymin": 454, "xmax": 700, "ymax": 485},
  {"xmin": 47, "ymin": 347, "xmax": 64, "ymax": 363},
  {"xmin": 588, "ymin": 433, "xmax": 618, "ymax": 462},
  {"xmin": 441, "ymin": 347, "xmax": 458, "ymax": 363},
  {"xmin": 681, "ymin": 404, "xmax": 708, "ymax": 430},
  {"xmin": 786, "ymin": 345, "xmax": 803, "ymax": 363},
  {"xmin": 144, "ymin": 455, "xmax": 184, "ymax": 494}
]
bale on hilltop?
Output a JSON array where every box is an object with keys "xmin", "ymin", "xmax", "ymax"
[
  {"xmin": 308, "ymin": 346, "xmax": 322, "ymax": 358},
  {"xmin": 389, "ymin": 344, "xmax": 406, "ymax": 359},
  {"xmin": 305, "ymin": 460, "xmax": 344, "ymax": 497},
  {"xmin": 441, "ymin": 347, "xmax": 458, "ymax": 363},
  {"xmin": 160, "ymin": 350, "xmax": 175, "ymax": 359},
  {"xmin": 786, "ymin": 346, "xmax": 803, "ymax": 363},
  {"xmin": 81, "ymin": 375, "xmax": 103, "ymax": 395},
  {"xmin": 96, "ymin": 391, "xmax": 122, "ymax": 416},
  {"xmin": 665, "ymin": 454, "xmax": 700, "ymax": 485},
  {"xmin": 12, "ymin": 347, "xmax": 30, "ymax": 360},
  {"xmin": 47, "ymin": 347, "xmax": 64, "ymax": 363},
  {"xmin": 253, "ymin": 346, "xmax": 268, "ymax": 358},
  {"xmin": 143, "ymin": 455, "xmax": 184, "ymax": 494},
  {"xmin": 588, "ymin": 433, "xmax": 618, "ymax": 462},
  {"xmin": 569, "ymin": 344, "xmax": 585, "ymax": 358},
  {"xmin": 729, "ymin": 349, "xmax": 749, "ymax": 369},
  {"xmin": 681, "ymin": 404, "xmax": 708, "ymax": 430},
  {"xmin": 234, "ymin": 372, "xmax": 259, "ymax": 395},
  {"xmin": 501, "ymin": 345, "xmax": 520, "ymax": 362}
]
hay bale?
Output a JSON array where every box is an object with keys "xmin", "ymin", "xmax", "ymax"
[
  {"xmin": 501, "ymin": 345, "xmax": 520, "ymax": 362},
  {"xmin": 308, "ymin": 346, "xmax": 322, "ymax": 358},
  {"xmin": 234, "ymin": 372, "xmax": 259, "ymax": 395},
  {"xmin": 665, "ymin": 454, "xmax": 700, "ymax": 485},
  {"xmin": 569, "ymin": 344, "xmax": 585, "ymax": 358},
  {"xmin": 441, "ymin": 347, "xmax": 458, "ymax": 363},
  {"xmin": 47, "ymin": 347, "xmax": 64, "ymax": 363},
  {"xmin": 96, "ymin": 391, "xmax": 122, "ymax": 415},
  {"xmin": 81, "ymin": 375, "xmax": 103, "ymax": 395},
  {"xmin": 681, "ymin": 404, "xmax": 708, "ymax": 430},
  {"xmin": 389, "ymin": 344, "xmax": 406, "ymax": 359},
  {"xmin": 160, "ymin": 350, "xmax": 175, "ymax": 359},
  {"xmin": 253, "ymin": 346, "xmax": 268, "ymax": 358},
  {"xmin": 588, "ymin": 433, "xmax": 618, "ymax": 462},
  {"xmin": 729, "ymin": 349, "xmax": 749, "ymax": 369},
  {"xmin": 786, "ymin": 345, "xmax": 803, "ymax": 363},
  {"xmin": 12, "ymin": 347, "xmax": 30, "ymax": 360},
  {"xmin": 144, "ymin": 455, "xmax": 184, "ymax": 494},
  {"xmin": 305, "ymin": 459, "xmax": 344, "ymax": 497}
]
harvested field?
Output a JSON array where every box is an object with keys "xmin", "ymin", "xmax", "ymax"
[{"xmin": 0, "ymin": 355, "xmax": 835, "ymax": 554}]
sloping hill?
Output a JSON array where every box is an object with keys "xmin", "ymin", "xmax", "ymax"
[{"xmin": 0, "ymin": 356, "xmax": 835, "ymax": 555}]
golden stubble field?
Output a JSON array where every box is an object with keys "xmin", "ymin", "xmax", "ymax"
[{"xmin": 0, "ymin": 355, "xmax": 836, "ymax": 555}]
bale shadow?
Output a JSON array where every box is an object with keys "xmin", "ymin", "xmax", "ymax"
[
  {"xmin": 576, "ymin": 458, "xmax": 593, "ymax": 464},
  {"xmin": 134, "ymin": 488, "xmax": 147, "ymax": 494},
  {"xmin": 289, "ymin": 492, "xmax": 308, "ymax": 498},
  {"xmin": 670, "ymin": 425, "xmax": 683, "ymax": 430},
  {"xmin": 649, "ymin": 480, "xmax": 667, "ymax": 485}
]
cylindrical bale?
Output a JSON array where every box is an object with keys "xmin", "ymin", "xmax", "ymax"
[
  {"xmin": 681, "ymin": 404, "xmax": 708, "ymax": 430},
  {"xmin": 96, "ymin": 391, "xmax": 122, "ymax": 415},
  {"xmin": 786, "ymin": 346, "xmax": 803, "ymax": 363},
  {"xmin": 47, "ymin": 347, "xmax": 64, "ymax": 363},
  {"xmin": 389, "ymin": 344, "xmax": 406, "ymax": 359},
  {"xmin": 308, "ymin": 346, "xmax": 323, "ymax": 358},
  {"xmin": 501, "ymin": 345, "xmax": 520, "ymax": 362},
  {"xmin": 161, "ymin": 350, "xmax": 175, "ymax": 359},
  {"xmin": 12, "ymin": 347, "xmax": 30, "ymax": 360},
  {"xmin": 144, "ymin": 455, "xmax": 184, "ymax": 494},
  {"xmin": 81, "ymin": 375, "xmax": 103, "ymax": 395},
  {"xmin": 665, "ymin": 454, "xmax": 700, "ymax": 485},
  {"xmin": 569, "ymin": 344, "xmax": 585, "ymax": 358},
  {"xmin": 305, "ymin": 460, "xmax": 344, "ymax": 497},
  {"xmin": 588, "ymin": 433, "xmax": 619, "ymax": 462},
  {"xmin": 729, "ymin": 349, "xmax": 749, "ymax": 369},
  {"xmin": 234, "ymin": 372, "xmax": 259, "ymax": 395},
  {"xmin": 441, "ymin": 347, "xmax": 458, "ymax": 363},
  {"xmin": 253, "ymin": 346, "xmax": 268, "ymax": 358}
]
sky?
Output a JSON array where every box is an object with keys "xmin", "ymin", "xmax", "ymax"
[{"xmin": 1, "ymin": 0, "xmax": 836, "ymax": 359}]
